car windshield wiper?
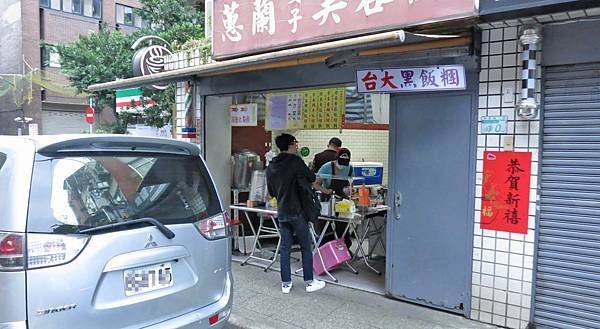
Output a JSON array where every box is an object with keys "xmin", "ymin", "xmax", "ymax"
[{"xmin": 79, "ymin": 217, "xmax": 175, "ymax": 239}]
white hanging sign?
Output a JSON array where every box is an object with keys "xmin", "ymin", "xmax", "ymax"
[
  {"xmin": 356, "ymin": 65, "xmax": 466, "ymax": 93},
  {"xmin": 230, "ymin": 103, "xmax": 258, "ymax": 126}
]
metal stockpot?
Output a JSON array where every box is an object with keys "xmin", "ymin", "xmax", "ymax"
[{"xmin": 232, "ymin": 150, "xmax": 261, "ymax": 189}]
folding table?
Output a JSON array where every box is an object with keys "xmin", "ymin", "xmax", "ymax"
[
  {"xmin": 351, "ymin": 206, "xmax": 389, "ymax": 275},
  {"xmin": 230, "ymin": 205, "xmax": 281, "ymax": 271}
]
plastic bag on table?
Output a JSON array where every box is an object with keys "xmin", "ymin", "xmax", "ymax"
[{"xmin": 249, "ymin": 170, "xmax": 268, "ymax": 203}]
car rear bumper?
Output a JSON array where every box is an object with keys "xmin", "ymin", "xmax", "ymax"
[
  {"xmin": 0, "ymin": 321, "xmax": 27, "ymax": 329},
  {"xmin": 143, "ymin": 270, "xmax": 233, "ymax": 329}
]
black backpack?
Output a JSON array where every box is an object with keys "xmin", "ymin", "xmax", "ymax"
[{"xmin": 296, "ymin": 169, "xmax": 321, "ymax": 223}]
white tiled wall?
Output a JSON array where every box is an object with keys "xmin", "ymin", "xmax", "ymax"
[
  {"xmin": 175, "ymin": 82, "xmax": 186, "ymax": 139},
  {"xmin": 293, "ymin": 129, "xmax": 389, "ymax": 185},
  {"xmin": 175, "ymin": 82, "xmax": 203, "ymax": 145},
  {"xmin": 471, "ymin": 26, "xmax": 540, "ymax": 329}
]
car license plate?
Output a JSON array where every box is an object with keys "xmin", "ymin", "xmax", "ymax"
[{"xmin": 124, "ymin": 263, "xmax": 173, "ymax": 296}]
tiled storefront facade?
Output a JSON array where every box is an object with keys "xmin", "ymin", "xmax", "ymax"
[{"xmin": 472, "ymin": 25, "xmax": 540, "ymax": 329}]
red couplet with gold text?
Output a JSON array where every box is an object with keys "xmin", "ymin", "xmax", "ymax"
[{"xmin": 480, "ymin": 151, "xmax": 532, "ymax": 234}]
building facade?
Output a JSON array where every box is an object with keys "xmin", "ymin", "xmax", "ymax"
[
  {"xmin": 87, "ymin": 1, "xmax": 600, "ymax": 328},
  {"xmin": 473, "ymin": 1, "xmax": 600, "ymax": 328},
  {"xmin": 0, "ymin": 0, "xmax": 143, "ymax": 136}
]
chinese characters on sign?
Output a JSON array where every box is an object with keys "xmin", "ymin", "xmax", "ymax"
[
  {"xmin": 286, "ymin": 93, "xmax": 304, "ymax": 129},
  {"xmin": 266, "ymin": 88, "xmax": 345, "ymax": 130},
  {"xmin": 303, "ymin": 88, "xmax": 345, "ymax": 129},
  {"xmin": 230, "ymin": 103, "xmax": 258, "ymax": 126},
  {"xmin": 213, "ymin": 0, "xmax": 476, "ymax": 58},
  {"xmin": 222, "ymin": 1, "xmax": 243, "ymax": 42},
  {"xmin": 480, "ymin": 151, "xmax": 532, "ymax": 234},
  {"xmin": 356, "ymin": 66, "xmax": 466, "ymax": 93},
  {"xmin": 481, "ymin": 116, "xmax": 508, "ymax": 134}
]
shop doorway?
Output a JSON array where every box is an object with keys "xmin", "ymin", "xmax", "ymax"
[
  {"xmin": 387, "ymin": 92, "xmax": 474, "ymax": 315},
  {"xmin": 221, "ymin": 86, "xmax": 392, "ymax": 294}
]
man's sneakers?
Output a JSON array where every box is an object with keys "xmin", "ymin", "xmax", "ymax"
[
  {"xmin": 305, "ymin": 279, "xmax": 326, "ymax": 293},
  {"xmin": 282, "ymin": 279, "xmax": 326, "ymax": 293},
  {"xmin": 282, "ymin": 282, "xmax": 292, "ymax": 294}
]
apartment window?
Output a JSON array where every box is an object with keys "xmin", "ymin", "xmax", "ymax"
[
  {"xmin": 41, "ymin": 45, "xmax": 61, "ymax": 68},
  {"xmin": 84, "ymin": 0, "xmax": 101, "ymax": 18},
  {"xmin": 62, "ymin": 0, "xmax": 72, "ymax": 13},
  {"xmin": 72, "ymin": 0, "xmax": 83, "ymax": 14},
  {"xmin": 49, "ymin": 0, "xmax": 61, "ymax": 9},
  {"xmin": 134, "ymin": 16, "xmax": 151, "ymax": 28},
  {"xmin": 50, "ymin": 52, "xmax": 61, "ymax": 68},
  {"xmin": 116, "ymin": 4, "xmax": 134, "ymax": 26},
  {"xmin": 40, "ymin": 0, "xmax": 101, "ymax": 18}
]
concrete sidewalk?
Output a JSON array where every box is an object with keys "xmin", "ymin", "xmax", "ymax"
[{"xmin": 224, "ymin": 264, "xmax": 496, "ymax": 329}]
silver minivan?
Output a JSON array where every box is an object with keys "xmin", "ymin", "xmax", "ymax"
[{"xmin": 0, "ymin": 135, "xmax": 232, "ymax": 329}]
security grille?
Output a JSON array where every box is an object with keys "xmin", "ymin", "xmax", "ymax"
[{"xmin": 536, "ymin": 62, "xmax": 600, "ymax": 329}]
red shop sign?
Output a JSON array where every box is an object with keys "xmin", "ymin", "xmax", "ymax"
[
  {"xmin": 212, "ymin": 0, "xmax": 477, "ymax": 59},
  {"xmin": 480, "ymin": 151, "xmax": 532, "ymax": 234}
]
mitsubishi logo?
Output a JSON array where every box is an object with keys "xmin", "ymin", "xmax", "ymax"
[{"xmin": 145, "ymin": 234, "xmax": 158, "ymax": 249}]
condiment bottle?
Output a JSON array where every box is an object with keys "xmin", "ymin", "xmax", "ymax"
[{"xmin": 358, "ymin": 184, "xmax": 369, "ymax": 207}]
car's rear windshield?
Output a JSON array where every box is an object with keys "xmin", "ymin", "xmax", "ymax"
[{"xmin": 27, "ymin": 154, "xmax": 222, "ymax": 234}]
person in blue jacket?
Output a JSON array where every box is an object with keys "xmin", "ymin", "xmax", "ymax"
[{"xmin": 314, "ymin": 148, "xmax": 354, "ymax": 249}]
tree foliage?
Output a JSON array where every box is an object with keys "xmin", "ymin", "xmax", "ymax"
[
  {"xmin": 54, "ymin": 0, "xmax": 206, "ymax": 132},
  {"xmin": 136, "ymin": 0, "xmax": 204, "ymax": 32},
  {"xmin": 53, "ymin": 28, "xmax": 134, "ymax": 112}
]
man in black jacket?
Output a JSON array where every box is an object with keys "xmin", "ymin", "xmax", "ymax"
[{"xmin": 267, "ymin": 133, "xmax": 326, "ymax": 294}]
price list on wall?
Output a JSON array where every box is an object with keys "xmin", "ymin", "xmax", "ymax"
[
  {"xmin": 267, "ymin": 87, "xmax": 345, "ymax": 130},
  {"xmin": 286, "ymin": 93, "xmax": 303, "ymax": 130}
]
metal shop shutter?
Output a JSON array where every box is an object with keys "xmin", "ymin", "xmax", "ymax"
[
  {"xmin": 536, "ymin": 63, "xmax": 600, "ymax": 329},
  {"xmin": 42, "ymin": 111, "xmax": 88, "ymax": 135}
]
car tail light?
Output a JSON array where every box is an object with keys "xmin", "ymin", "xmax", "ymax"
[
  {"xmin": 209, "ymin": 314, "xmax": 219, "ymax": 325},
  {"xmin": 209, "ymin": 308, "xmax": 230, "ymax": 326},
  {"xmin": 0, "ymin": 233, "xmax": 25, "ymax": 270},
  {"xmin": 27, "ymin": 234, "xmax": 88, "ymax": 269},
  {"xmin": 0, "ymin": 232, "xmax": 89, "ymax": 271},
  {"xmin": 196, "ymin": 212, "xmax": 231, "ymax": 240}
]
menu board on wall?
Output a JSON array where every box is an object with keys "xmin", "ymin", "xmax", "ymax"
[
  {"xmin": 266, "ymin": 87, "xmax": 345, "ymax": 130},
  {"xmin": 266, "ymin": 95, "xmax": 287, "ymax": 130},
  {"xmin": 286, "ymin": 93, "xmax": 304, "ymax": 130}
]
